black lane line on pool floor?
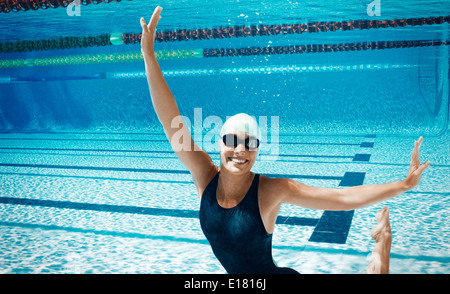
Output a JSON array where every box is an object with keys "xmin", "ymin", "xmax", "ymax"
[
  {"xmin": 0, "ymin": 162, "xmax": 344, "ymax": 181},
  {"xmin": 0, "ymin": 196, "xmax": 319, "ymax": 227},
  {"xmin": 308, "ymin": 134, "xmax": 374, "ymax": 244},
  {"xmin": 308, "ymin": 172, "xmax": 366, "ymax": 244},
  {"xmin": 0, "ymin": 147, "xmax": 357, "ymax": 161}
]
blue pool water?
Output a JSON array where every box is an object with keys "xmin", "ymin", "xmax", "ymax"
[{"xmin": 0, "ymin": 0, "xmax": 449, "ymax": 273}]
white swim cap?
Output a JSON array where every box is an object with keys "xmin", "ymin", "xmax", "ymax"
[{"xmin": 220, "ymin": 113, "xmax": 261, "ymax": 141}]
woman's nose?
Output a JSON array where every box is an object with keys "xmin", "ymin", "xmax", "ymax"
[{"xmin": 234, "ymin": 142, "xmax": 246, "ymax": 153}]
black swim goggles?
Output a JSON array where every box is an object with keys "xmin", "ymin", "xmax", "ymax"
[{"xmin": 222, "ymin": 134, "xmax": 260, "ymax": 150}]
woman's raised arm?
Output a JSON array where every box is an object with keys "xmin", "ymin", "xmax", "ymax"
[
  {"xmin": 140, "ymin": 7, "xmax": 216, "ymax": 195},
  {"xmin": 140, "ymin": 7, "xmax": 180, "ymax": 138}
]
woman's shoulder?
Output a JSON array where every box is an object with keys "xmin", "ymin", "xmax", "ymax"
[
  {"xmin": 258, "ymin": 174, "xmax": 291, "ymax": 198},
  {"xmin": 259, "ymin": 174, "xmax": 290, "ymax": 186}
]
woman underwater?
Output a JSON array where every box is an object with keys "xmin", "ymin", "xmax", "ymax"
[{"xmin": 140, "ymin": 6, "xmax": 430, "ymax": 274}]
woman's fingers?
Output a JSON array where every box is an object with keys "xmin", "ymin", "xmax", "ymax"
[
  {"xmin": 411, "ymin": 137, "xmax": 423, "ymax": 163},
  {"xmin": 148, "ymin": 6, "xmax": 163, "ymax": 31},
  {"xmin": 414, "ymin": 136, "xmax": 422, "ymax": 153},
  {"xmin": 140, "ymin": 17, "xmax": 148, "ymax": 32},
  {"xmin": 140, "ymin": 6, "xmax": 162, "ymax": 55},
  {"xmin": 404, "ymin": 137, "xmax": 429, "ymax": 189},
  {"xmin": 417, "ymin": 136, "xmax": 423, "ymax": 145},
  {"xmin": 408, "ymin": 137, "xmax": 431, "ymax": 175},
  {"xmin": 417, "ymin": 161, "xmax": 431, "ymax": 175},
  {"xmin": 141, "ymin": 6, "xmax": 162, "ymax": 34},
  {"xmin": 408, "ymin": 136, "xmax": 426, "ymax": 176}
]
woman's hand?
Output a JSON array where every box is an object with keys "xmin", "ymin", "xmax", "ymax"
[
  {"xmin": 140, "ymin": 6, "xmax": 163, "ymax": 57},
  {"xmin": 403, "ymin": 136, "xmax": 430, "ymax": 190}
]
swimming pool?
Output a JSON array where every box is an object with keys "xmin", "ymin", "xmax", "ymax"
[{"xmin": 0, "ymin": 0, "xmax": 449, "ymax": 274}]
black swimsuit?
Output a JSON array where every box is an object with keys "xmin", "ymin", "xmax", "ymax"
[{"xmin": 199, "ymin": 172, "xmax": 299, "ymax": 274}]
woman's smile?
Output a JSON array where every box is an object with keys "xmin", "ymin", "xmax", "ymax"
[{"xmin": 228, "ymin": 157, "xmax": 249, "ymax": 165}]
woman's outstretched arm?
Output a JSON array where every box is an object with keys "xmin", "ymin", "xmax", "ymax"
[
  {"xmin": 270, "ymin": 137, "xmax": 430, "ymax": 211},
  {"xmin": 140, "ymin": 7, "xmax": 216, "ymax": 195}
]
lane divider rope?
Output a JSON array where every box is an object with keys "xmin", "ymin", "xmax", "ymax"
[
  {"xmin": 0, "ymin": 15, "xmax": 448, "ymax": 53},
  {"xmin": 1, "ymin": 39, "xmax": 448, "ymax": 69}
]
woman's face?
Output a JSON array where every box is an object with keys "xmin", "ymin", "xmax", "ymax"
[{"xmin": 219, "ymin": 132, "xmax": 258, "ymax": 175}]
